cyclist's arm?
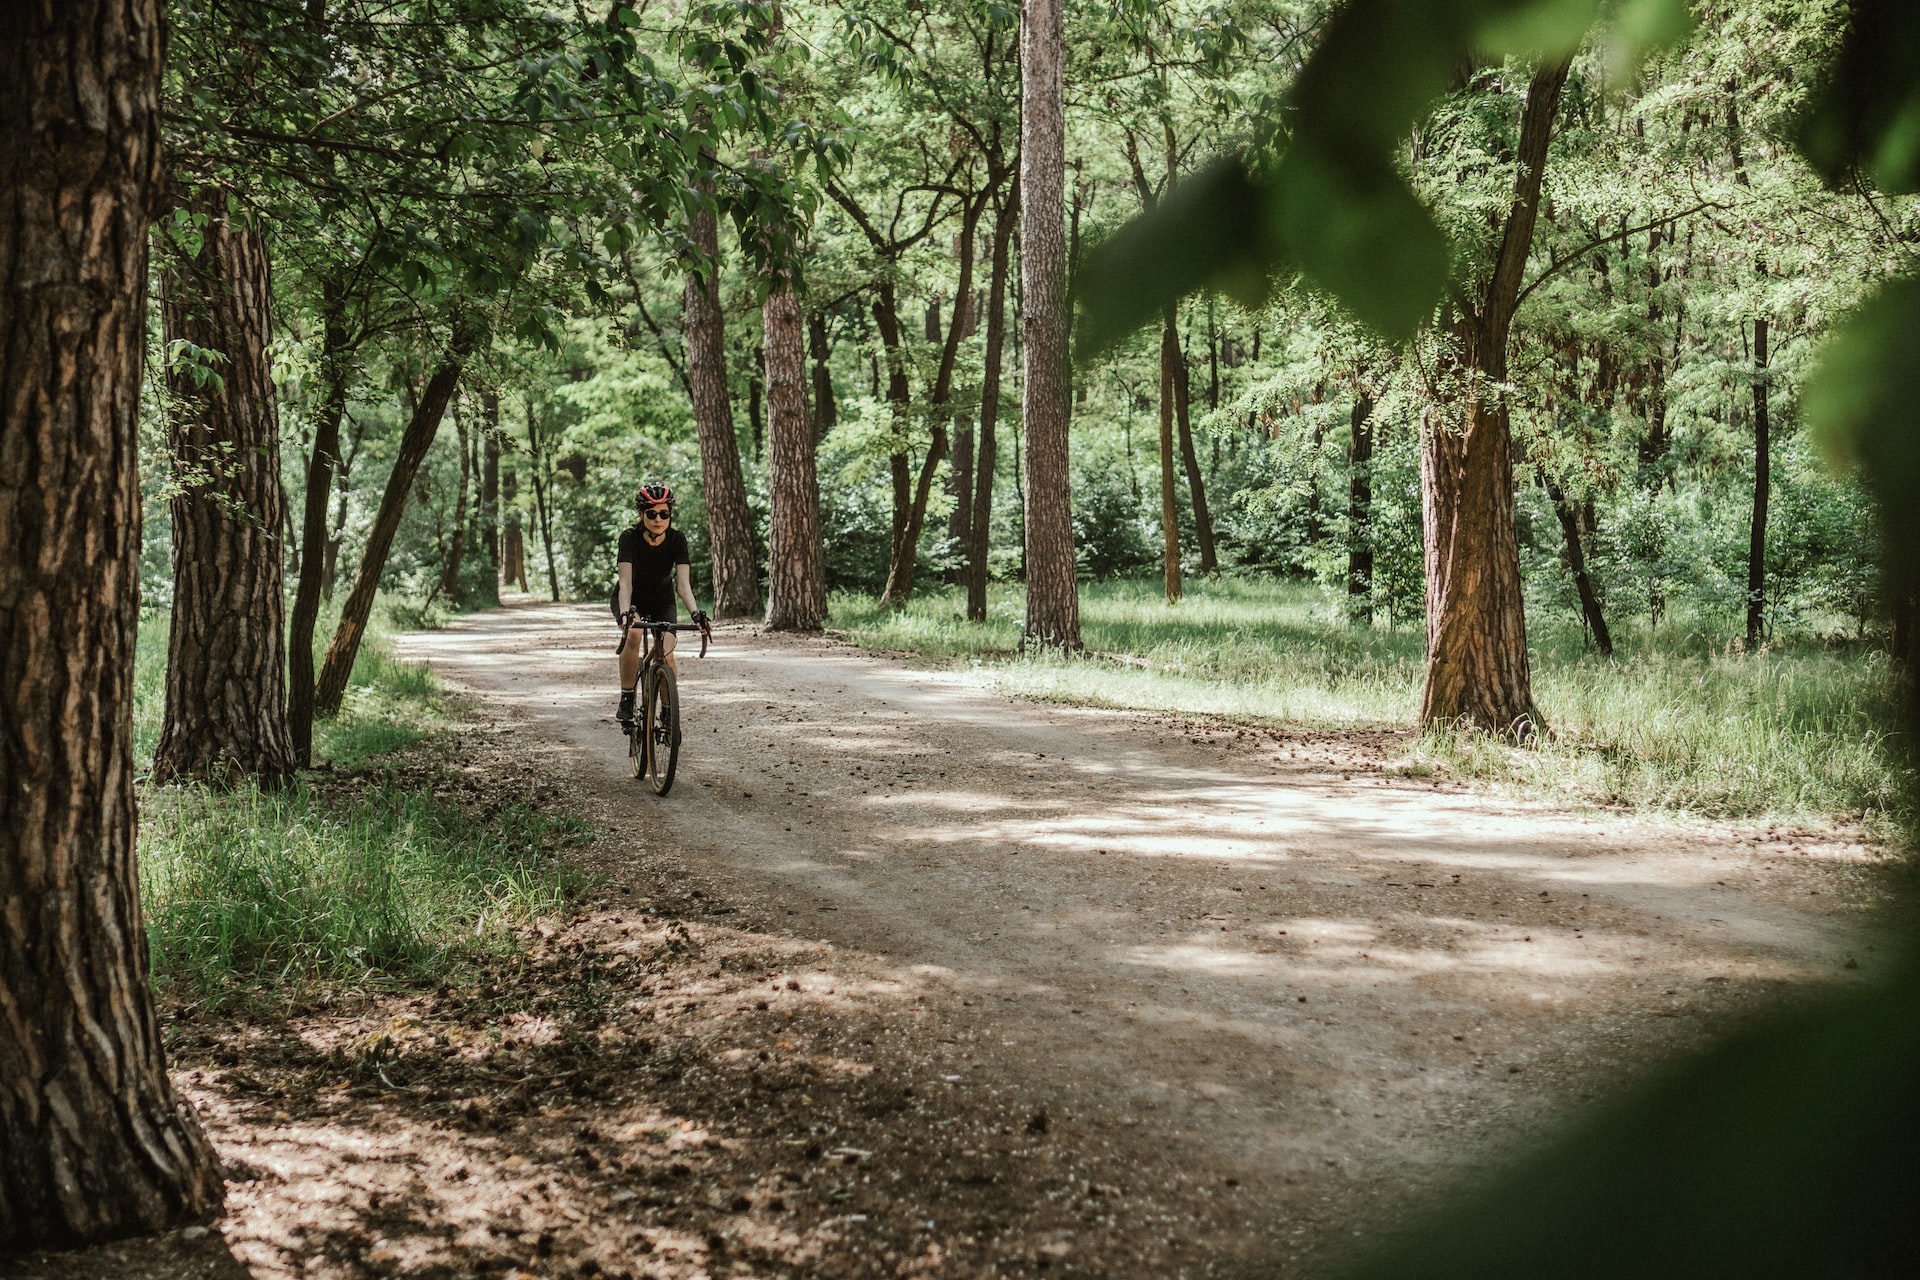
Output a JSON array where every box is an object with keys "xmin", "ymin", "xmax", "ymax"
[
  {"xmin": 673, "ymin": 562, "xmax": 700, "ymax": 619},
  {"xmin": 617, "ymin": 562, "xmax": 633, "ymax": 621}
]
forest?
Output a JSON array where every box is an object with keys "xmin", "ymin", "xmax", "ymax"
[{"xmin": 6, "ymin": 0, "xmax": 1920, "ymax": 1275}]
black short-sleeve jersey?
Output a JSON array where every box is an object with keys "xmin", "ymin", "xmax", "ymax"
[{"xmin": 616, "ymin": 525, "xmax": 690, "ymax": 622}]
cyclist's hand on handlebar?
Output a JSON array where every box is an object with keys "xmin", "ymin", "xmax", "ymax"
[{"xmin": 691, "ymin": 609, "xmax": 710, "ymax": 628}]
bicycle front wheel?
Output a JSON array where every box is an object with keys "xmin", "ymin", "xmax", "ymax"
[
  {"xmin": 644, "ymin": 665, "xmax": 680, "ymax": 795},
  {"xmin": 627, "ymin": 694, "xmax": 646, "ymax": 779}
]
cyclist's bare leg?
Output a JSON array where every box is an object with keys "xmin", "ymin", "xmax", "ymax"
[
  {"xmin": 661, "ymin": 629, "xmax": 678, "ymax": 679},
  {"xmin": 619, "ymin": 625, "xmax": 642, "ymax": 689}
]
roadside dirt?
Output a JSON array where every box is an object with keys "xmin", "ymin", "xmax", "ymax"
[{"xmin": 9, "ymin": 600, "xmax": 1897, "ymax": 1280}]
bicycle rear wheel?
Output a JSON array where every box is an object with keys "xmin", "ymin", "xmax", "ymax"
[{"xmin": 644, "ymin": 665, "xmax": 679, "ymax": 795}]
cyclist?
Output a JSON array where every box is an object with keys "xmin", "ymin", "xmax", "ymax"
[{"xmin": 614, "ymin": 482, "xmax": 709, "ymax": 724}]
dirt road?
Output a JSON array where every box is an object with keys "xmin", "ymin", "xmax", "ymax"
[{"xmin": 384, "ymin": 600, "xmax": 1888, "ymax": 1275}]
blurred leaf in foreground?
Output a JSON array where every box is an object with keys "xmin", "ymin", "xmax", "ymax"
[
  {"xmin": 1072, "ymin": 0, "xmax": 1693, "ymax": 352},
  {"xmin": 1796, "ymin": 0, "xmax": 1920, "ymax": 194},
  {"xmin": 1339, "ymin": 955, "xmax": 1920, "ymax": 1279}
]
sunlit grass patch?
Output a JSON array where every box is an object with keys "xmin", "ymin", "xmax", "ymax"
[
  {"xmin": 141, "ymin": 776, "xmax": 588, "ymax": 1006},
  {"xmin": 830, "ymin": 577, "xmax": 1910, "ymax": 826}
]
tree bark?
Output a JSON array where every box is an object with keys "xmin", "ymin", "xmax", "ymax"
[
  {"xmin": 313, "ymin": 355, "xmax": 463, "ymax": 717},
  {"xmin": 1172, "ymin": 316, "xmax": 1217, "ymax": 574},
  {"xmin": 480, "ymin": 391, "xmax": 501, "ymax": 601},
  {"xmin": 287, "ymin": 292, "xmax": 350, "ymax": 765},
  {"xmin": 1747, "ymin": 317, "xmax": 1770, "ymax": 650},
  {"xmin": 0, "ymin": 0, "xmax": 227, "ymax": 1246},
  {"xmin": 808, "ymin": 310, "xmax": 836, "ymax": 442},
  {"xmin": 764, "ymin": 273, "xmax": 827, "ymax": 630},
  {"xmin": 948, "ymin": 414, "xmax": 974, "ymax": 585},
  {"xmin": 152, "ymin": 197, "xmax": 297, "ymax": 784},
  {"xmin": 1348, "ymin": 391, "xmax": 1375, "ymax": 624},
  {"xmin": 968, "ymin": 188, "xmax": 1017, "ymax": 623},
  {"xmin": 1157, "ymin": 310, "xmax": 1183, "ymax": 603},
  {"xmin": 1020, "ymin": 0, "xmax": 1081, "ymax": 649},
  {"xmin": 526, "ymin": 401, "xmax": 561, "ymax": 603},
  {"xmin": 1418, "ymin": 58, "xmax": 1569, "ymax": 738},
  {"xmin": 438, "ymin": 395, "xmax": 470, "ymax": 602},
  {"xmin": 1541, "ymin": 468, "xmax": 1614, "ymax": 657},
  {"xmin": 684, "ymin": 202, "xmax": 761, "ymax": 618}
]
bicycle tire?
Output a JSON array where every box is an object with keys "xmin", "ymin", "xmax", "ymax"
[
  {"xmin": 627, "ymin": 684, "xmax": 646, "ymax": 780},
  {"xmin": 644, "ymin": 665, "xmax": 680, "ymax": 795}
]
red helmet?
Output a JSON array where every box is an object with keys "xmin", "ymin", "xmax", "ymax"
[{"xmin": 636, "ymin": 482, "xmax": 673, "ymax": 511}]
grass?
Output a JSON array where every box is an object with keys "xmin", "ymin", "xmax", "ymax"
[
  {"xmin": 141, "ymin": 777, "xmax": 587, "ymax": 1005},
  {"xmin": 830, "ymin": 577, "xmax": 1912, "ymax": 829},
  {"xmin": 135, "ymin": 598, "xmax": 587, "ymax": 1006}
]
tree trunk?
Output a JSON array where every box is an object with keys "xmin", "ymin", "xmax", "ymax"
[
  {"xmin": 1020, "ymin": 0, "xmax": 1080, "ymax": 648},
  {"xmin": 526, "ymin": 402, "xmax": 561, "ymax": 603},
  {"xmin": 684, "ymin": 202, "xmax": 761, "ymax": 618},
  {"xmin": 948, "ymin": 415, "xmax": 975, "ymax": 585},
  {"xmin": 1747, "ymin": 317, "xmax": 1770, "ymax": 650},
  {"xmin": 313, "ymin": 356, "xmax": 463, "ymax": 717},
  {"xmin": 1542, "ymin": 468, "xmax": 1614, "ymax": 657},
  {"xmin": 0, "ymin": 1, "xmax": 227, "ymax": 1246},
  {"xmin": 808, "ymin": 310, "xmax": 837, "ymax": 442},
  {"xmin": 502, "ymin": 464, "xmax": 527, "ymax": 592},
  {"xmin": 288, "ymin": 295, "xmax": 350, "ymax": 764},
  {"xmin": 764, "ymin": 273, "xmax": 828, "ymax": 631},
  {"xmin": 438, "ymin": 396, "xmax": 470, "ymax": 602},
  {"xmin": 1172, "ymin": 316, "xmax": 1217, "ymax": 574},
  {"xmin": 152, "ymin": 198, "xmax": 297, "ymax": 784},
  {"xmin": 1348, "ymin": 391, "xmax": 1375, "ymax": 625},
  {"xmin": 1158, "ymin": 311, "xmax": 1183, "ymax": 603},
  {"xmin": 480, "ymin": 391, "xmax": 501, "ymax": 602},
  {"xmin": 1418, "ymin": 58, "xmax": 1569, "ymax": 738},
  {"xmin": 969, "ymin": 188, "xmax": 1017, "ymax": 623}
]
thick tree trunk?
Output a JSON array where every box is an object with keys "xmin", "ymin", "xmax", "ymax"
[
  {"xmin": 968, "ymin": 189, "xmax": 1017, "ymax": 623},
  {"xmin": 1157, "ymin": 312, "xmax": 1183, "ymax": 603},
  {"xmin": 0, "ymin": 1, "xmax": 227, "ymax": 1246},
  {"xmin": 1542, "ymin": 468, "xmax": 1614, "ymax": 657},
  {"xmin": 684, "ymin": 202, "xmax": 761, "ymax": 618},
  {"xmin": 438, "ymin": 397, "xmax": 470, "ymax": 602},
  {"xmin": 313, "ymin": 356, "xmax": 463, "ymax": 717},
  {"xmin": 764, "ymin": 273, "xmax": 827, "ymax": 630},
  {"xmin": 1348, "ymin": 391, "xmax": 1375, "ymax": 624},
  {"xmin": 480, "ymin": 391, "xmax": 501, "ymax": 601},
  {"xmin": 287, "ymin": 294, "xmax": 349, "ymax": 766},
  {"xmin": 1020, "ymin": 0, "xmax": 1080, "ymax": 648},
  {"xmin": 1747, "ymin": 317, "xmax": 1770, "ymax": 650},
  {"xmin": 1418, "ymin": 58, "xmax": 1568, "ymax": 738},
  {"xmin": 152, "ymin": 199, "xmax": 297, "ymax": 784},
  {"xmin": 1172, "ymin": 317, "xmax": 1217, "ymax": 574}
]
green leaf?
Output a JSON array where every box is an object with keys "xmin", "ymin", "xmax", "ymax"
[
  {"xmin": 1268, "ymin": 144, "xmax": 1449, "ymax": 341},
  {"xmin": 1796, "ymin": 0, "xmax": 1920, "ymax": 193},
  {"xmin": 1804, "ymin": 275, "xmax": 1920, "ymax": 579},
  {"xmin": 1073, "ymin": 156, "xmax": 1272, "ymax": 360}
]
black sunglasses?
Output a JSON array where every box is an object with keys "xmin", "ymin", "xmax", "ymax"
[{"xmin": 642, "ymin": 507, "xmax": 671, "ymax": 519}]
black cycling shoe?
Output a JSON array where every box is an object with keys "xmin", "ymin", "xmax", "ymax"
[{"xmin": 616, "ymin": 688, "xmax": 636, "ymax": 724}]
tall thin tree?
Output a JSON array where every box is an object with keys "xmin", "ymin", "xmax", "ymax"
[
  {"xmin": 1019, "ymin": 0, "xmax": 1081, "ymax": 649},
  {"xmin": 684, "ymin": 198, "xmax": 762, "ymax": 618},
  {"xmin": 765, "ymin": 269, "xmax": 827, "ymax": 630},
  {"xmin": 1, "ymin": 0, "xmax": 227, "ymax": 1245}
]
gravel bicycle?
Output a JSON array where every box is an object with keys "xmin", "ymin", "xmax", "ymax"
[{"xmin": 616, "ymin": 614, "xmax": 710, "ymax": 796}]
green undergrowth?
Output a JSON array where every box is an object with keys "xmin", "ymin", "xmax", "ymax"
[
  {"xmin": 140, "ymin": 776, "xmax": 588, "ymax": 1007},
  {"xmin": 135, "ymin": 601, "xmax": 588, "ymax": 1008},
  {"xmin": 830, "ymin": 578, "xmax": 1912, "ymax": 830}
]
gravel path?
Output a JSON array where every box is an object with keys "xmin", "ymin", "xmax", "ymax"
[{"xmin": 389, "ymin": 599, "xmax": 1891, "ymax": 1274}]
